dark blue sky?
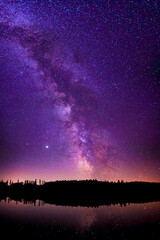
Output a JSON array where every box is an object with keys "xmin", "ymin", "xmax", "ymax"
[{"xmin": 0, "ymin": 0, "xmax": 160, "ymax": 182}]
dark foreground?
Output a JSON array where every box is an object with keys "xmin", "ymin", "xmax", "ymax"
[
  {"xmin": 0, "ymin": 180, "xmax": 160, "ymax": 207},
  {"xmin": 0, "ymin": 180, "xmax": 160, "ymax": 240},
  {"xmin": 0, "ymin": 198, "xmax": 160, "ymax": 240}
]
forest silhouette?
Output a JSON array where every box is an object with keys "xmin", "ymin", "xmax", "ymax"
[{"xmin": 0, "ymin": 180, "xmax": 160, "ymax": 207}]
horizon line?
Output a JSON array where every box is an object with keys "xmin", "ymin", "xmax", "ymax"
[{"xmin": 1, "ymin": 179, "xmax": 160, "ymax": 184}]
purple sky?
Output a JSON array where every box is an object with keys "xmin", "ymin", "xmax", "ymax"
[{"xmin": 0, "ymin": 0, "xmax": 160, "ymax": 182}]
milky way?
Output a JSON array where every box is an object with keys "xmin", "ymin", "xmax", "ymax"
[{"xmin": 0, "ymin": 0, "xmax": 160, "ymax": 182}]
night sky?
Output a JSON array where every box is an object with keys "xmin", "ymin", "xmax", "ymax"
[{"xmin": 0, "ymin": 0, "xmax": 160, "ymax": 182}]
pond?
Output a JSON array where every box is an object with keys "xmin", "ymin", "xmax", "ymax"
[{"xmin": 0, "ymin": 199, "xmax": 160, "ymax": 240}]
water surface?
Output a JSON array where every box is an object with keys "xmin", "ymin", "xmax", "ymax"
[{"xmin": 0, "ymin": 199, "xmax": 160, "ymax": 240}]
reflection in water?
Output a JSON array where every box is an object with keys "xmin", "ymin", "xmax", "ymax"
[{"xmin": 0, "ymin": 199, "xmax": 160, "ymax": 239}]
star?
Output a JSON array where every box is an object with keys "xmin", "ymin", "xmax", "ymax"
[{"xmin": 0, "ymin": 0, "xmax": 159, "ymax": 182}]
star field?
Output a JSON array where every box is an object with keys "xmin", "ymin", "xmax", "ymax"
[{"xmin": 0, "ymin": 0, "xmax": 160, "ymax": 182}]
